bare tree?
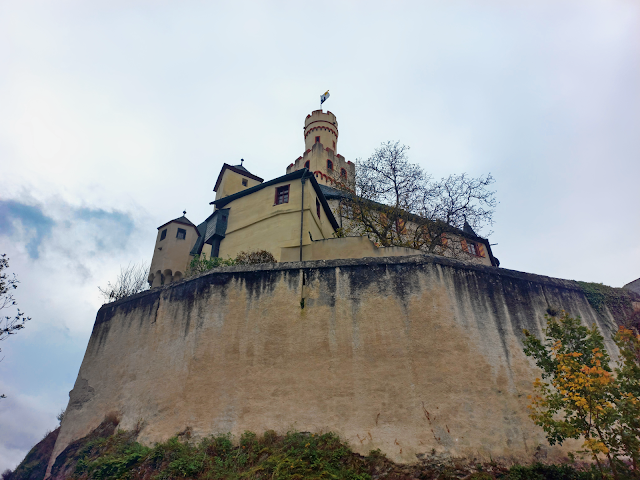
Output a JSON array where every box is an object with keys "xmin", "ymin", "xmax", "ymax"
[
  {"xmin": 98, "ymin": 262, "xmax": 150, "ymax": 303},
  {"xmin": 333, "ymin": 141, "xmax": 496, "ymax": 258},
  {"xmin": 1, "ymin": 254, "xmax": 31, "ymax": 399}
]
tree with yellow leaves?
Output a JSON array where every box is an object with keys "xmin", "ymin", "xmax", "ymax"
[
  {"xmin": 523, "ymin": 312, "xmax": 640, "ymax": 479},
  {"xmin": 612, "ymin": 326, "xmax": 640, "ymax": 473}
]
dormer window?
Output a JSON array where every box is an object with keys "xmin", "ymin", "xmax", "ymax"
[
  {"xmin": 176, "ymin": 228, "xmax": 186, "ymax": 240},
  {"xmin": 242, "ymin": 178, "xmax": 248, "ymax": 186},
  {"xmin": 160, "ymin": 229, "xmax": 167, "ymax": 241},
  {"xmin": 327, "ymin": 159, "xmax": 333, "ymax": 171}
]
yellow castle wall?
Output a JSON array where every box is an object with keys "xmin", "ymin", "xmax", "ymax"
[{"xmin": 217, "ymin": 179, "xmax": 336, "ymax": 262}]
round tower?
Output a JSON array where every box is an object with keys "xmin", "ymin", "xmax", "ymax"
[{"xmin": 304, "ymin": 110, "xmax": 338, "ymax": 152}]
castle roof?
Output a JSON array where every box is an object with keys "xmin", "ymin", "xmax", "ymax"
[
  {"xmin": 318, "ymin": 184, "xmax": 348, "ymax": 200},
  {"xmin": 211, "ymin": 169, "xmax": 340, "ymax": 231},
  {"xmin": 213, "ymin": 163, "xmax": 264, "ymax": 192},
  {"xmin": 157, "ymin": 214, "xmax": 198, "ymax": 231},
  {"xmin": 463, "ymin": 221, "xmax": 478, "ymax": 237},
  {"xmin": 189, "ymin": 221, "xmax": 208, "ymax": 256}
]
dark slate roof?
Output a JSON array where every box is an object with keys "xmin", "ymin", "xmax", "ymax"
[
  {"xmin": 157, "ymin": 215, "xmax": 198, "ymax": 231},
  {"xmin": 211, "ymin": 168, "xmax": 340, "ymax": 231},
  {"xmin": 318, "ymin": 184, "xmax": 349, "ymax": 200},
  {"xmin": 189, "ymin": 221, "xmax": 208, "ymax": 255},
  {"xmin": 463, "ymin": 221, "xmax": 478, "ymax": 237},
  {"xmin": 213, "ymin": 163, "xmax": 264, "ymax": 192}
]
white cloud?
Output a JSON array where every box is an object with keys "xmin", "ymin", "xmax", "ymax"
[
  {"xmin": 0, "ymin": 381, "xmax": 63, "ymax": 470},
  {"xmin": 0, "ymin": 0, "xmax": 638, "ymax": 469}
]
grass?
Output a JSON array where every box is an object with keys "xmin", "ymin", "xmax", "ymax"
[
  {"xmin": 14, "ymin": 420, "xmax": 626, "ymax": 480},
  {"xmin": 70, "ymin": 429, "xmax": 372, "ymax": 480}
]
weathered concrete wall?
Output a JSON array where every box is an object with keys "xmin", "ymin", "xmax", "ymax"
[
  {"xmin": 49, "ymin": 255, "xmax": 620, "ymax": 472},
  {"xmin": 624, "ymin": 277, "xmax": 640, "ymax": 296}
]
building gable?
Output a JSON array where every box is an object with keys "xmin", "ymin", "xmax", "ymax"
[
  {"xmin": 211, "ymin": 169, "xmax": 340, "ymax": 232},
  {"xmin": 214, "ymin": 163, "xmax": 264, "ymax": 200}
]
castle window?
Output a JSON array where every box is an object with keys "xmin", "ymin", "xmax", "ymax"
[
  {"xmin": 242, "ymin": 178, "xmax": 248, "ymax": 186},
  {"xmin": 316, "ymin": 198, "xmax": 321, "ymax": 218},
  {"xmin": 340, "ymin": 168, "xmax": 347, "ymax": 179},
  {"xmin": 304, "ymin": 160, "xmax": 310, "ymax": 169},
  {"xmin": 315, "ymin": 136, "xmax": 320, "ymax": 143},
  {"xmin": 462, "ymin": 240, "xmax": 484, "ymax": 257},
  {"xmin": 327, "ymin": 159, "xmax": 333, "ymax": 170},
  {"xmin": 275, "ymin": 185, "xmax": 290, "ymax": 205},
  {"xmin": 176, "ymin": 228, "xmax": 186, "ymax": 240},
  {"xmin": 160, "ymin": 229, "xmax": 167, "ymax": 241}
]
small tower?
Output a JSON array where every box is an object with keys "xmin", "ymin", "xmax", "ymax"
[
  {"xmin": 149, "ymin": 213, "xmax": 200, "ymax": 288},
  {"xmin": 304, "ymin": 110, "xmax": 339, "ymax": 153},
  {"xmin": 286, "ymin": 110, "xmax": 355, "ymax": 186}
]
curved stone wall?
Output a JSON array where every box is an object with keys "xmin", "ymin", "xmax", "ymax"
[{"xmin": 48, "ymin": 255, "xmax": 621, "ymax": 472}]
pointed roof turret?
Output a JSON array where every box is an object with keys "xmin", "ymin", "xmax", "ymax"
[
  {"xmin": 462, "ymin": 220, "xmax": 478, "ymax": 238},
  {"xmin": 157, "ymin": 213, "xmax": 198, "ymax": 231}
]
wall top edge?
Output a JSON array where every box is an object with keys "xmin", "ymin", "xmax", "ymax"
[{"xmin": 98, "ymin": 254, "xmax": 587, "ymax": 312}]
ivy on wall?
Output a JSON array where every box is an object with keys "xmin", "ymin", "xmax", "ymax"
[{"xmin": 577, "ymin": 281, "xmax": 639, "ymax": 327}]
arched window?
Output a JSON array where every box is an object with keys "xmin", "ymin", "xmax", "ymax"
[
  {"xmin": 340, "ymin": 168, "xmax": 347, "ymax": 179},
  {"xmin": 304, "ymin": 160, "xmax": 310, "ymax": 169},
  {"xmin": 327, "ymin": 159, "xmax": 333, "ymax": 171}
]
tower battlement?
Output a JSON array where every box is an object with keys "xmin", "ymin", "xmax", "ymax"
[
  {"xmin": 288, "ymin": 110, "xmax": 355, "ymax": 186},
  {"xmin": 304, "ymin": 110, "xmax": 339, "ymax": 153}
]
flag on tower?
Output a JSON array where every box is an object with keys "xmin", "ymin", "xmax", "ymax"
[{"xmin": 320, "ymin": 90, "xmax": 330, "ymax": 104}]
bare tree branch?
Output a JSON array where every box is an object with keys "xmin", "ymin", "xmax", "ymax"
[
  {"xmin": 332, "ymin": 141, "xmax": 497, "ymax": 260},
  {"xmin": 1, "ymin": 254, "xmax": 31, "ymax": 399},
  {"xmin": 98, "ymin": 262, "xmax": 150, "ymax": 303}
]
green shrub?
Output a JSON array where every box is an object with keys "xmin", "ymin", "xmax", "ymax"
[
  {"xmin": 234, "ymin": 250, "xmax": 277, "ymax": 265},
  {"xmin": 186, "ymin": 250, "xmax": 276, "ymax": 278},
  {"xmin": 186, "ymin": 254, "xmax": 237, "ymax": 277},
  {"xmin": 62, "ymin": 429, "xmax": 371, "ymax": 480}
]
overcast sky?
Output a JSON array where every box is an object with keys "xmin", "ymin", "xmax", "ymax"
[{"xmin": 1, "ymin": 0, "xmax": 639, "ymax": 469}]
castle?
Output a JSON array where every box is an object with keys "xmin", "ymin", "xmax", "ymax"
[
  {"xmin": 46, "ymin": 109, "xmax": 630, "ymax": 476},
  {"xmin": 148, "ymin": 109, "xmax": 498, "ymax": 288}
]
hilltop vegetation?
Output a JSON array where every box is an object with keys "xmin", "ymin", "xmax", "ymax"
[{"xmin": 6, "ymin": 415, "xmax": 610, "ymax": 480}]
